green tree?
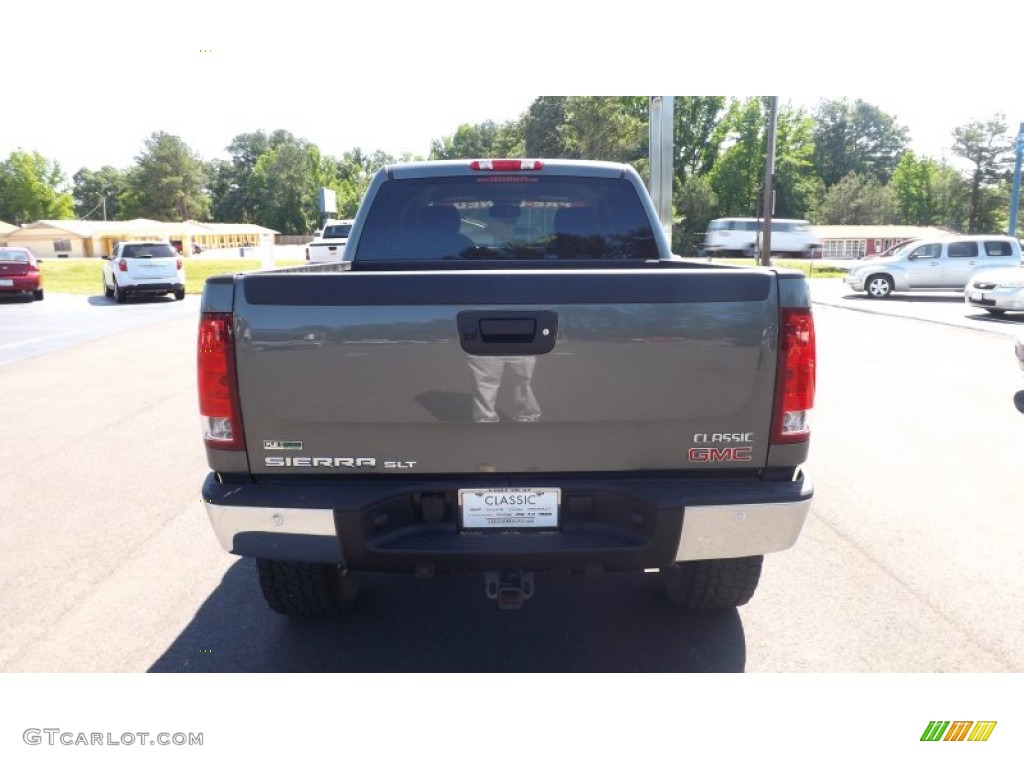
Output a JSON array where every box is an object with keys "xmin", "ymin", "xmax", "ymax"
[
  {"xmin": 930, "ymin": 164, "xmax": 971, "ymax": 231},
  {"xmin": 708, "ymin": 98, "xmax": 819, "ymax": 220},
  {"xmin": 672, "ymin": 96, "xmax": 727, "ymax": 182},
  {"xmin": 951, "ymin": 114, "xmax": 1014, "ymax": 233},
  {"xmin": 210, "ymin": 130, "xmax": 278, "ymax": 223},
  {"xmin": 0, "ymin": 150, "xmax": 75, "ymax": 223},
  {"xmin": 250, "ymin": 140, "xmax": 320, "ymax": 235},
  {"xmin": 522, "ymin": 97, "xmax": 570, "ymax": 157},
  {"xmin": 815, "ymin": 172, "xmax": 897, "ymax": 224},
  {"xmin": 772, "ymin": 104, "xmax": 819, "ymax": 219},
  {"xmin": 429, "ymin": 120, "xmax": 524, "ymax": 159},
  {"xmin": 812, "ymin": 99, "xmax": 909, "ymax": 187},
  {"xmin": 673, "ymin": 174, "xmax": 718, "ymax": 254},
  {"xmin": 124, "ymin": 132, "xmax": 210, "ymax": 221},
  {"xmin": 72, "ymin": 165, "xmax": 127, "ymax": 220},
  {"xmin": 890, "ymin": 151, "xmax": 939, "ymax": 225},
  {"xmin": 559, "ymin": 97, "xmax": 648, "ymax": 170}
]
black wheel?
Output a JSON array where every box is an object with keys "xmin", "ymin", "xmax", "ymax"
[
  {"xmin": 661, "ymin": 555, "xmax": 763, "ymax": 609},
  {"xmin": 32, "ymin": 288, "xmax": 44, "ymax": 301},
  {"xmin": 865, "ymin": 274, "xmax": 893, "ymax": 299},
  {"xmin": 112, "ymin": 279, "xmax": 126, "ymax": 303},
  {"xmin": 173, "ymin": 288, "xmax": 185, "ymax": 301},
  {"xmin": 103, "ymin": 279, "xmax": 113, "ymax": 299},
  {"xmin": 985, "ymin": 308, "xmax": 1006, "ymax": 316},
  {"xmin": 256, "ymin": 559, "xmax": 359, "ymax": 617}
]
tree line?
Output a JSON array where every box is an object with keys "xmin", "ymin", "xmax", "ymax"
[{"xmin": 0, "ymin": 97, "xmax": 1019, "ymax": 248}]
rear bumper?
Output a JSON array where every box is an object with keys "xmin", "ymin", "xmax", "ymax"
[
  {"xmin": 203, "ymin": 471, "xmax": 813, "ymax": 570},
  {"xmin": 964, "ymin": 288, "xmax": 1024, "ymax": 311},
  {"xmin": 0, "ymin": 275, "xmax": 41, "ymax": 292},
  {"xmin": 123, "ymin": 281, "xmax": 183, "ymax": 294}
]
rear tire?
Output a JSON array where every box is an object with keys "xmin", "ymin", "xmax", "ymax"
[
  {"xmin": 985, "ymin": 308, "xmax": 1006, "ymax": 316},
  {"xmin": 256, "ymin": 559, "xmax": 359, "ymax": 617},
  {"xmin": 865, "ymin": 274, "xmax": 893, "ymax": 299},
  {"xmin": 32, "ymin": 288, "xmax": 44, "ymax": 301},
  {"xmin": 112, "ymin": 279, "xmax": 126, "ymax": 303},
  {"xmin": 173, "ymin": 288, "xmax": 185, "ymax": 301},
  {"xmin": 661, "ymin": 555, "xmax": 763, "ymax": 609},
  {"xmin": 103, "ymin": 279, "xmax": 113, "ymax": 298}
]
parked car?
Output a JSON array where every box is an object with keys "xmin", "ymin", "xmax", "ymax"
[
  {"xmin": 101, "ymin": 241, "xmax": 185, "ymax": 302},
  {"xmin": 0, "ymin": 246, "xmax": 44, "ymax": 301},
  {"xmin": 306, "ymin": 219, "xmax": 354, "ymax": 263},
  {"xmin": 964, "ymin": 265, "xmax": 1024, "ymax": 316},
  {"xmin": 843, "ymin": 235, "xmax": 1022, "ymax": 298}
]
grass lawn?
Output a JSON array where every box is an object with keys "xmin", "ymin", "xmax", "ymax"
[
  {"xmin": 39, "ymin": 258, "xmax": 305, "ymax": 295},
  {"xmin": 702, "ymin": 257, "xmax": 847, "ymax": 278}
]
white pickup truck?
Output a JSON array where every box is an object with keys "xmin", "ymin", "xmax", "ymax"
[{"xmin": 305, "ymin": 219, "xmax": 353, "ymax": 263}]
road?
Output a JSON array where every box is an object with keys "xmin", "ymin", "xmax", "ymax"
[{"xmin": 0, "ymin": 283, "xmax": 1021, "ymax": 672}]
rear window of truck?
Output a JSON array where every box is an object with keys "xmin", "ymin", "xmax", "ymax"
[
  {"xmin": 353, "ymin": 176, "xmax": 658, "ymax": 262},
  {"xmin": 323, "ymin": 224, "xmax": 352, "ymax": 239}
]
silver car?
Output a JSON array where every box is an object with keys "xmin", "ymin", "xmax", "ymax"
[
  {"xmin": 964, "ymin": 265, "xmax": 1024, "ymax": 316},
  {"xmin": 844, "ymin": 235, "xmax": 1021, "ymax": 298}
]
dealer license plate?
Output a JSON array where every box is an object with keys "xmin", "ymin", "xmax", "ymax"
[
  {"xmin": 0, "ymin": 279, "xmax": 12, "ymax": 287},
  {"xmin": 459, "ymin": 488, "xmax": 560, "ymax": 531}
]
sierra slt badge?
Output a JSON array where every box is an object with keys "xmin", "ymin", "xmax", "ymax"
[{"xmin": 264, "ymin": 457, "xmax": 417, "ymax": 469}]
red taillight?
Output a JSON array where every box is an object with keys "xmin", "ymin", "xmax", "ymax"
[
  {"xmin": 198, "ymin": 313, "xmax": 246, "ymax": 451},
  {"xmin": 470, "ymin": 159, "xmax": 544, "ymax": 171},
  {"xmin": 117, "ymin": 260, "xmax": 127, "ymax": 272},
  {"xmin": 771, "ymin": 308, "xmax": 816, "ymax": 444}
]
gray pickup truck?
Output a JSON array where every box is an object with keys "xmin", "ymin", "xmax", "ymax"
[{"xmin": 198, "ymin": 159, "xmax": 816, "ymax": 615}]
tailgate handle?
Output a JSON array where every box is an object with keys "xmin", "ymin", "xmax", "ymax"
[
  {"xmin": 458, "ymin": 310, "xmax": 558, "ymax": 356},
  {"xmin": 480, "ymin": 318, "xmax": 535, "ymax": 343}
]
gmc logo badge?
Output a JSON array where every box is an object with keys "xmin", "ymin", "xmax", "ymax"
[{"xmin": 688, "ymin": 446, "xmax": 753, "ymax": 463}]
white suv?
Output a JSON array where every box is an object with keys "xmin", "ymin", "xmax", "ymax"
[
  {"xmin": 102, "ymin": 241, "xmax": 186, "ymax": 302},
  {"xmin": 844, "ymin": 235, "xmax": 1021, "ymax": 298},
  {"xmin": 704, "ymin": 217, "xmax": 821, "ymax": 258}
]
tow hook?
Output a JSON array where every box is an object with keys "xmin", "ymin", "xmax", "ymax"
[{"xmin": 485, "ymin": 571, "xmax": 535, "ymax": 610}]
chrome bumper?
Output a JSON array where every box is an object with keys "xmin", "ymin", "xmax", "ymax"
[
  {"xmin": 674, "ymin": 497, "xmax": 811, "ymax": 561},
  {"xmin": 207, "ymin": 493, "xmax": 812, "ymax": 566}
]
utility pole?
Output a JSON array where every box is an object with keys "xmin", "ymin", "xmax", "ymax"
[
  {"xmin": 1009, "ymin": 122, "xmax": 1023, "ymax": 238},
  {"xmin": 759, "ymin": 96, "xmax": 778, "ymax": 267}
]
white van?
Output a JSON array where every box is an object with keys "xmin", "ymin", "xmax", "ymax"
[
  {"xmin": 844, "ymin": 235, "xmax": 1022, "ymax": 298},
  {"xmin": 703, "ymin": 217, "xmax": 821, "ymax": 258}
]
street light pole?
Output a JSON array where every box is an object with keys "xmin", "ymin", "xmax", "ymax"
[{"xmin": 1009, "ymin": 122, "xmax": 1024, "ymax": 238}]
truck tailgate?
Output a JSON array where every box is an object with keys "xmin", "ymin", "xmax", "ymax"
[{"xmin": 232, "ymin": 268, "xmax": 779, "ymax": 474}]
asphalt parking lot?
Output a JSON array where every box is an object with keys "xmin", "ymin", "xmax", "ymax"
[{"xmin": 808, "ymin": 276, "xmax": 1024, "ymax": 337}]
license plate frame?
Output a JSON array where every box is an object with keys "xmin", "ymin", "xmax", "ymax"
[{"xmin": 458, "ymin": 488, "xmax": 560, "ymax": 531}]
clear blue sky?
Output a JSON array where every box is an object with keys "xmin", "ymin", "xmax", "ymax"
[{"xmin": 4, "ymin": 2, "xmax": 1020, "ymax": 176}]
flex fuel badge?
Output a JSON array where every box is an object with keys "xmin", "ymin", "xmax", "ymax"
[{"xmin": 264, "ymin": 440, "xmax": 303, "ymax": 451}]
